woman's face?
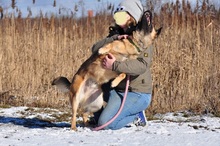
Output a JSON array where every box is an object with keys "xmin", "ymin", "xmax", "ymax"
[{"xmin": 113, "ymin": 11, "xmax": 131, "ymax": 28}]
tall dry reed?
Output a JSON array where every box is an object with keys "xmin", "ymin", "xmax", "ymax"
[{"xmin": 0, "ymin": 0, "xmax": 219, "ymax": 116}]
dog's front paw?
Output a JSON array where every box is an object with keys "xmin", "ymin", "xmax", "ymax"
[
  {"xmin": 111, "ymin": 73, "xmax": 126, "ymax": 87},
  {"xmin": 98, "ymin": 48, "xmax": 107, "ymax": 54},
  {"xmin": 111, "ymin": 80, "xmax": 119, "ymax": 87},
  {"xmin": 98, "ymin": 46, "xmax": 111, "ymax": 54}
]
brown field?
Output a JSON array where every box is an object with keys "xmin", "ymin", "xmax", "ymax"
[{"xmin": 0, "ymin": 0, "xmax": 219, "ymax": 117}]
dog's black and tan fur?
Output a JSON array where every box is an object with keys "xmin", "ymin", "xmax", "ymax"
[{"xmin": 52, "ymin": 10, "xmax": 162, "ymax": 131}]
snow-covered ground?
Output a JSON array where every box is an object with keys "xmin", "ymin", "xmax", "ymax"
[{"xmin": 0, "ymin": 106, "xmax": 219, "ymax": 146}]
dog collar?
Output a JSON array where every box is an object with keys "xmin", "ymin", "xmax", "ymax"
[{"xmin": 127, "ymin": 37, "xmax": 141, "ymax": 52}]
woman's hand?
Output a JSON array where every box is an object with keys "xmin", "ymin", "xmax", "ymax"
[
  {"xmin": 102, "ymin": 53, "xmax": 116, "ymax": 70},
  {"xmin": 117, "ymin": 34, "xmax": 129, "ymax": 40}
]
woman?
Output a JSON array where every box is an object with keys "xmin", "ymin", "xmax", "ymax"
[{"xmin": 91, "ymin": 0, "xmax": 152, "ymax": 130}]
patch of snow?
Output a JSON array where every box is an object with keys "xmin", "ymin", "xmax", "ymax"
[{"xmin": 0, "ymin": 107, "xmax": 219, "ymax": 146}]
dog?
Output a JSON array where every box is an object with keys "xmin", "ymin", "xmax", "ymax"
[{"xmin": 52, "ymin": 10, "xmax": 162, "ymax": 131}]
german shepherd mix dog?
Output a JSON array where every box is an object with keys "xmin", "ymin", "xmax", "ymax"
[{"xmin": 52, "ymin": 10, "xmax": 162, "ymax": 131}]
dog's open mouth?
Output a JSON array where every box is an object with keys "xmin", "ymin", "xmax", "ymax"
[
  {"xmin": 144, "ymin": 11, "xmax": 152, "ymax": 26},
  {"xmin": 136, "ymin": 10, "xmax": 153, "ymax": 34}
]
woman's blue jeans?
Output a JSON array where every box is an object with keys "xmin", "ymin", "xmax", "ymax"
[{"xmin": 98, "ymin": 90, "xmax": 152, "ymax": 130}]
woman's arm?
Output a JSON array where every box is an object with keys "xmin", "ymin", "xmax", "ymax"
[
  {"xmin": 91, "ymin": 35, "xmax": 118, "ymax": 53},
  {"xmin": 91, "ymin": 25, "xmax": 125, "ymax": 53},
  {"xmin": 112, "ymin": 58, "xmax": 147, "ymax": 76},
  {"xmin": 112, "ymin": 45, "xmax": 153, "ymax": 76}
]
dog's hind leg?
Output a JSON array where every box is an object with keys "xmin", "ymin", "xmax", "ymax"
[
  {"xmin": 83, "ymin": 112, "xmax": 90, "ymax": 127},
  {"xmin": 70, "ymin": 92, "xmax": 79, "ymax": 131},
  {"xmin": 111, "ymin": 73, "xmax": 126, "ymax": 87},
  {"xmin": 70, "ymin": 75, "xmax": 84, "ymax": 131}
]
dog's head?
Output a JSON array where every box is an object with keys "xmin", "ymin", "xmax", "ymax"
[
  {"xmin": 137, "ymin": 10, "xmax": 153, "ymax": 34},
  {"xmin": 133, "ymin": 10, "xmax": 162, "ymax": 50}
]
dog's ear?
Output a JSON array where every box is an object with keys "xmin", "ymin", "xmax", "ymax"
[
  {"xmin": 137, "ymin": 10, "xmax": 153, "ymax": 34},
  {"xmin": 156, "ymin": 27, "xmax": 162, "ymax": 36},
  {"xmin": 151, "ymin": 27, "xmax": 163, "ymax": 40}
]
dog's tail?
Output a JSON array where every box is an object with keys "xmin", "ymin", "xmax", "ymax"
[{"xmin": 52, "ymin": 76, "xmax": 71, "ymax": 93}]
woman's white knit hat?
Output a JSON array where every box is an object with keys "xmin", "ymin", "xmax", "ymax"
[{"xmin": 114, "ymin": 0, "xmax": 144, "ymax": 23}]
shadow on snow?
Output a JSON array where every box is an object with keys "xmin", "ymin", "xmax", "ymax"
[{"xmin": 0, "ymin": 116, "xmax": 71, "ymax": 128}]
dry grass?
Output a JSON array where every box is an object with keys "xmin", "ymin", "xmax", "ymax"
[{"xmin": 0, "ymin": 0, "xmax": 219, "ymax": 116}]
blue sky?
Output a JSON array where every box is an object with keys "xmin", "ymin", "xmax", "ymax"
[
  {"xmin": 0, "ymin": 0, "xmax": 219, "ymax": 18},
  {"xmin": 0, "ymin": 0, "xmax": 120, "ymax": 17}
]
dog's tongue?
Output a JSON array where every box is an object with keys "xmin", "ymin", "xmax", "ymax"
[
  {"xmin": 147, "ymin": 17, "xmax": 151, "ymax": 26},
  {"xmin": 145, "ymin": 13, "xmax": 151, "ymax": 26}
]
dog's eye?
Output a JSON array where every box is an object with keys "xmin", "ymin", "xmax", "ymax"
[{"xmin": 145, "ymin": 12, "xmax": 150, "ymax": 17}]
